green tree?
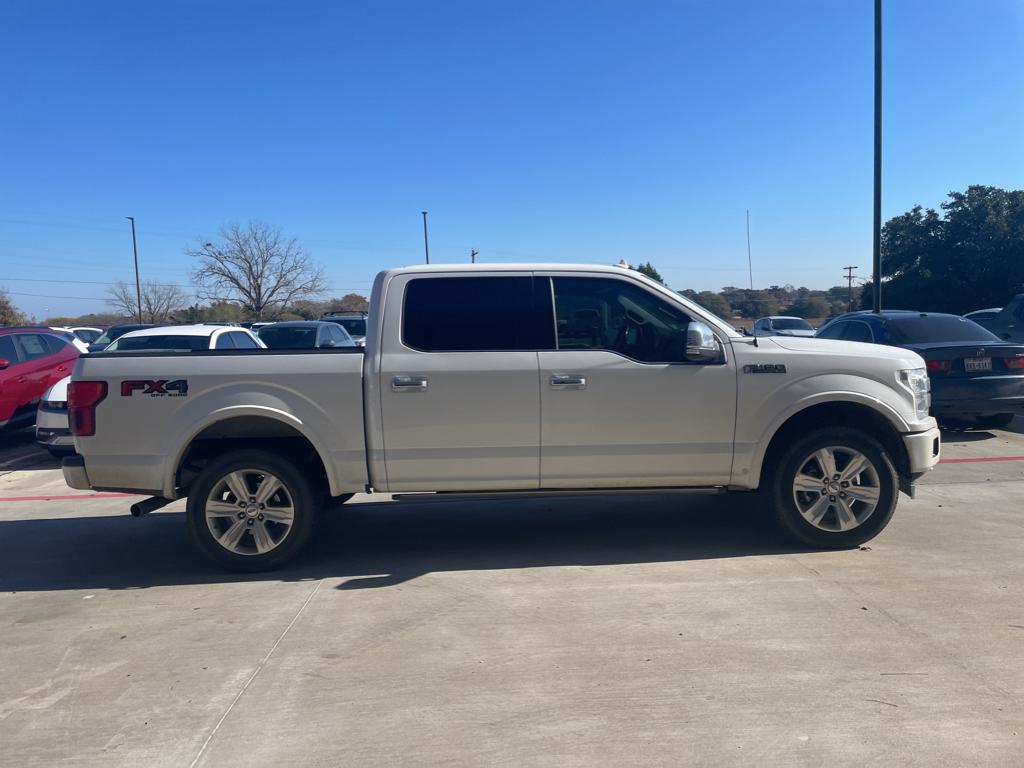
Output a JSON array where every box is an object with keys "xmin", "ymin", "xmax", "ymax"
[
  {"xmin": 0, "ymin": 289, "xmax": 29, "ymax": 326},
  {"xmin": 692, "ymin": 291, "xmax": 732, "ymax": 318},
  {"xmin": 633, "ymin": 261, "xmax": 665, "ymax": 285},
  {"xmin": 786, "ymin": 295, "xmax": 830, "ymax": 319},
  {"xmin": 861, "ymin": 185, "xmax": 1024, "ymax": 312}
]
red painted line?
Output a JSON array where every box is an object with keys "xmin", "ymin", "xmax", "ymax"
[
  {"xmin": 0, "ymin": 492, "xmax": 141, "ymax": 502},
  {"xmin": 940, "ymin": 456, "xmax": 1024, "ymax": 464}
]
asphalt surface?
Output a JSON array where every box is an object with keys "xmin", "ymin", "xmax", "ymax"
[{"xmin": 1, "ymin": 422, "xmax": 1023, "ymax": 766}]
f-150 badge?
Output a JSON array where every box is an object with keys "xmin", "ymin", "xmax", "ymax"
[
  {"xmin": 743, "ymin": 364, "xmax": 787, "ymax": 374},
  {"xmin": 121, "ymin": 379, "xmax": 189, "ymax": 397}
]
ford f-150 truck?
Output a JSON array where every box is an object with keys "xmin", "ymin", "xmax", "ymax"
[{"xmin": 63, "ymin": 264, "xmax": 941, "ymax": 570}]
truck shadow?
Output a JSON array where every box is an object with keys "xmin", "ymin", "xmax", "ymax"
[{"xmin": 0, "ymin": 493, "xmax": 815, "ymax": 593}]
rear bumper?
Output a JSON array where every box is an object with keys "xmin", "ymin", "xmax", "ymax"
[
  {"xmin": 62, "ymin": 454, "xmax": 92, "ymax": 490},
  {"xmin": 36, "ymin": 427, "xmax": 74, "ymax": 449},
  {"xmin": 931, "ymin": 375, "xmax": 1024, "ymax": 416}
]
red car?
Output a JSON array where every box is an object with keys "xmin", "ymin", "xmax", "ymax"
[{"xmin": 0, "ymin": 328, "xmax": 80, "ymax": 431}]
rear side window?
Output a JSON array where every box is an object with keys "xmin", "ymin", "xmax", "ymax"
[
  {"xmin": 403, "ymin": 276, "xmax": 554, "ymax": 352},
  {"xmin": 14, "ymin": 333, "xmax": 52, "ymax": 361},
  {"xmin": 230, "ymin": 332, "xmax": 259, "ymax": 349}
]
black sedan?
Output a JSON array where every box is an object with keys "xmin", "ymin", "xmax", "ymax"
[
  {"xmin": 816, "ymin": 311, "xmax": 1024, "ymax": 428},
  {"xmin": 256, "ymin": 321, "xmax": 356, "ymax": 350}
]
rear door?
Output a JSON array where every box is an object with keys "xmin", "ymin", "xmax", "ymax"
[
  {"xmin": 537, "ymin": 274, "xmax": 737, "ymax": 488},
  {"xmin": 10, "ymin": 333, "xmax": 61, "ymax": 420},
  {"xmin": 0, "ymin": 335, "xmax": 26, "ymax": 424},
  {"xmin": 377, "ymin": 273, "xmax": 553, "ymax": 492}
]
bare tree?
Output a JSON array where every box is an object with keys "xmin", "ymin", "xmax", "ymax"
[
  {"xmin": 188, "ymin": 222, "xmax": 326, "ymax": 320},
  {"xmin": 106, "ymin": 281, "xmax": 187, "ymax": 323}
]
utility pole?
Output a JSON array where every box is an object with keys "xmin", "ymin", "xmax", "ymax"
[
  {"xmin": 126, "ymin": 216, "xmax": 142, "ymax": 324},
  {"xmin": 871, "ymin": 0, "xmax": 883, "ymax": 312},
  {"xmin": 843, "ymin": 265, "xmax": 859, "ymax": 312},
  {"xmin": 421, "ymin": 211, "xmax": 430, "ymax": 264},
  {"xmin": 746, "ymin": 209, "xmax": 753, "ymax": 290},
  {"xmin": 470, "ymin": 249, "xmax": 478, "ymax": 263}
]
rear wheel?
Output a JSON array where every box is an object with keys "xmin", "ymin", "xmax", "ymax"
[
  {"xmin": 187, "ymin": 449, "xmax": 320, "ymax": 571},
  {"xmin": 771, "ymin": 427, "xmax": 898, "ymax": 548}
]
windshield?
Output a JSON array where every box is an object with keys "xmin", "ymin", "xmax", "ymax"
[
  {"xmin": 773, "ymin": 318, "xmax": 813, "ymax": 331},
  {"xmin": 108, "ymin": 335, "xmax": 210, "ymax": 351},
  {"xmin": 258, "ymin": 327, "xmax": 317, "ymax": 348},
  {"xmin": 331, "ymin": 318, "xmax": 366, "ymax": 336},
  {"xmin": 886, "ymin": 316, "xmax": 1001, "ymax": 344},
  {"xmin": 73, "ymin": 329, "xmax": 102, "ymax": 343}
]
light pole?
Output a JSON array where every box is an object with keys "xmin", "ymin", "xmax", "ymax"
[
  {"xmin": 126, "ymin": 216, "xmax": 142, "ymax": 324},
  {"xmin": 421, "ymin": 211, "xmax": 430, "ymax": 264},
  {"xmin": 872, "ymin": 0, "xmax": 883, "ymax": 312},
  {"xmin": 746, "ymin": 209, "xmax": 753, "ymax": 290}
]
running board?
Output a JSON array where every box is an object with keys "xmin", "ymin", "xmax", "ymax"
[{"xmin": 391, "ymin": 487, "xmax": 725, "ymax": 503}]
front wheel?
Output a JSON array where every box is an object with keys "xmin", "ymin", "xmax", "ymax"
[
  {"xmin": 186, "ymin": 449, "xmax": 321, "ymax": 572},
  {"xmin": 771, "ymin": 427, "xmax": 899, "ymax": 549}
]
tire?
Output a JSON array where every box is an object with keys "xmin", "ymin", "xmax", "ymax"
[
  {"xmin": 186, "ymin": 449, "xmax": 321, "ymax": 572},
  {"xmin": 974, "ymin": 413, "xmax": 1015, "ymax": 430},
  {"xmin": 770, "ymin": 427, "xmax": 898, "ymax": 549}
]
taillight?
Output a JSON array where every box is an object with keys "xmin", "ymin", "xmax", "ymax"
[
  {"xmin": 68, "ymin": 381, "xmax": 107, "ymax": 437},
  {"xmin": 1004, "ymin": 356, "xmax": 1024, "ymax": 370},
  {"xmin": 926, "ymin": 360, "xmax": 951, "ymax": 373}
]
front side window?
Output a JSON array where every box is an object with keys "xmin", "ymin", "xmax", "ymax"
[
  {"xmin": 230, "ymin": 332, "xmax": 259, "ymax": 349},
  {"xmin": 214, "ymin": 334, "xmax": 235, "ymax": 349},
  {"xmin": 551, "ymin": 277, "xmax": 691, "ymax": 363},
  {"xmin": 816, "ymin": 322, "xmax": 846, "ymax": 340},
  {"xmin": 403, "ymin": 276, "xmax": 554, "ymax": 352},
  {"xmin": 0, "ymin": 336, "xmax": 18, "ymax": 365},
  {"xmin": 842, "ymin": 321, "xmax": 874, "ymax": 343}
]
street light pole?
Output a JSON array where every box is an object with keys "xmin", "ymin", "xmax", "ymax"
[
  {"xmin": 126, "ymin": 216, "xmax": 142, "ymax": 324},
  {"xmin": 421, "ymin": 211, "xmax": 430, "ymax": 264},
  {"xmin": 872, "ymin": 0, "xmax": 883, "ymax": 312}
]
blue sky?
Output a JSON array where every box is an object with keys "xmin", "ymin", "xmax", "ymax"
[{"xmin": 2, "ymin": 0, "xmax": 1022, "ymax": 319}]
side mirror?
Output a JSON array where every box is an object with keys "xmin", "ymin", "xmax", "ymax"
[
  {"xmin": 684, "ymin": 322, "xmax": 722, "ymax": 363},
  {"xmin": 321, "ymin": 339, "xmax": 337, "ymax": 348},
  {"xmin": 0, "ymin": 358, "xmax": 9, "ymax": 370}
]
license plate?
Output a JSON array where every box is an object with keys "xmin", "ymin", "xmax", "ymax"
[{"xmin": 964, "ymin": 357, "xmax": 992, "ymax": 372}]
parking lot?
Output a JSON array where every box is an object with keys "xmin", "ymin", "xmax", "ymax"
[{"xmin": 1, "ymin": 423, "xmax": 1022, "ymax": 767}]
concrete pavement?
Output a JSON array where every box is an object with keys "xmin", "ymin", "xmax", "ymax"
[{"xmin": 1, "ymin": 422, "xmax": 1023, "ymax": 766}]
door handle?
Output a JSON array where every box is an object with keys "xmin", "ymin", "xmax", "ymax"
[
  {"xmin": 392, "ymin": 375, "xmax": 428, "ymax": 392},
  {"xmin": 549, "ymin": 374, "xmax": 586, "ymax": 390}
]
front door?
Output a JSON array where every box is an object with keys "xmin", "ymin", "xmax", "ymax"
[
  {"xmin": 378, "ymin": 273, "xmax": 554, "ymax": 492},
  {"xmin": 538, "ymin": 275, "xmax": 737, "ymax": 488}
]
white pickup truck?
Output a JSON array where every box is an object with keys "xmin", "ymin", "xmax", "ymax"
[{"xmin": 63, "ymin": 264, "xmax": 941, "ymax": 570}]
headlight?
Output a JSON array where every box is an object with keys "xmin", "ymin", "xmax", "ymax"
[{"xmin": 897, "ymin": 368, "xmax": 930, "ymax": 421}]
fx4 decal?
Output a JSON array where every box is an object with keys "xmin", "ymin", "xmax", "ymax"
[
  {"xmin": 121, "ymin": 379, "xmax": 189, "ymax": 397},
  {"xmin": 743, "ymin": 364, "xmax": 787, "ymax": 374}
]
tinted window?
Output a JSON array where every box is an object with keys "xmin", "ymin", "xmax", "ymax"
[
  {"xmin": 114, "ymin": 335, "xmax": 211, "ymax": 351},
  {"xmin": 887, "ymin": 316, "xmax": 1001, "ymax": 344},
  {"xmin": 0, "ymin": 336, "xmax": 18, "ymax": 364},
  {"xmin": 14, "ymin": 333, "xmax": 52, "ymax": 360},
  {"xmin": 816, "ymin": 322, "xmax": 846, "ymax": 340},
  {"xmin": 773, "ymin": 318, "xmax": 813, "ymax": 331},
  {"xmin": 403, "ymin": 276, "xmax": 553, "ymax": 352},
  {"xmin": 230, "ymin": 332, "xmax": 259, "ymax": 349},
  {"xmin": 214, "ymin": 334, "xmax": 235, "ymax": 349},
  {"xmin": 552, "ymin": 276, "xmax": 691, "ymax": 363},
  {"xmin": 43, "ymin": 334, "xmax": 70, "ymax": 354},
  {"xmin": 73, "ymin": 329, "xmax": 102, "ymax": 343},
  {"xmin": 335, "ymin": 317, "xmax": 366, "ymax": 337},
  {"xmin": 842, "ymin": 321, "xmax": 874, "ymax": 343},
  {"xmin": 260, "ymin": 327, "xmax": 317, "ymax": 349}
]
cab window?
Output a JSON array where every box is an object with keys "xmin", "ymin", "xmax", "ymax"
[
  {"xmin": 550, "ymin": 276, "xmax": 691, "ymax": 363},
  {"xmin": 214, "ymin": 333, "xmax": 235, "ymax": 349}
]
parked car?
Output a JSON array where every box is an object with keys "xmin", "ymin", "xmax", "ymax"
[
  {"xmin": 87, "ymin": 323, "xmax": 163, "ymax": 353},
  {"xmin": 104, "ymin": 324, "xmax": 265, "ymax": 352},
  {"xmin": 63, "ymin": 263, "xmax": 940, "ymax": 571},
  {"xmin": 816, "ymin": 311, "xmax": 1024, "ymax": 427},
  {"xmin": 0, "ymin": 328, "xmax": 78, "ymax": 432},
  {"xmin": 321, "ymin": 311, "xmax": 367, "ymax": 345},
  {"xmin": 751, "ymin": 316, "xmax": 816, "ymax": 337},
  {"xmin": 37, "ymin": 325, "xmax": 265, "ymax": 455},
  {"xmin": 257, "ymin": 321, "xmax": 356, "ymax": 349},
  {"xmin": 969, "ymin": 294, "xmax": 1024, "ymax": 343}
]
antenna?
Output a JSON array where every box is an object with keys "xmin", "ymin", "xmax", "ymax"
[{"xmin": 746, "ymin": 210, "xmax": 753, "ymax": 290}]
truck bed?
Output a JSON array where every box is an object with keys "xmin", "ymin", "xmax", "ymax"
[{"xmin": 72, "ymin": 348, "xmax": 367, "ymax": 498}]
